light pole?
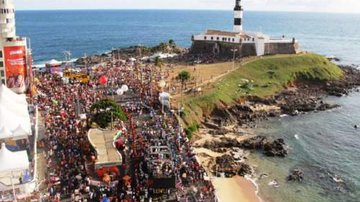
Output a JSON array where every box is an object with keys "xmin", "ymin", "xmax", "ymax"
[{"xmin": 231, "ymin": 47, "xmax": 238, "ymax": 70}]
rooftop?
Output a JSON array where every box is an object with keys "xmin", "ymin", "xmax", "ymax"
[{"xmin": 205, "ymin": 29, "xmax": 251, "ymax": 38}]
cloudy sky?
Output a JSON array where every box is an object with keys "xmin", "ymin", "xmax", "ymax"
[{"xmin": 14, "ymin": 0, "xmax": 360, "ymax": 13}]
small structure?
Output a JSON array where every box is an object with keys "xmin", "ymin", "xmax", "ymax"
[
  {"xmin": 45, "ymin": 59, "xmax": 63, "ymax": 75},
  {"xmin": 88, "ymin": 129, "xmax": 122, "ymax": 170},
  {"xmin": 190, "ymin": 0, "xmax": 299, "ymax": 58},
  {"xmin": 0, "ymin": 143, "xmax": 31, "ymax": 201}
]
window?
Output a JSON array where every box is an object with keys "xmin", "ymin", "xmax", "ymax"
[
  {"xmin": 0, "ymin": 51, "xmax": 3, "ymax": 58},
  {"xmin": 1, "ymin": 79, "xmax": 4, "ymax": 84},
  {"xmin": 204, "ymin": 36, "xmax": 207, "ymax": 40},
  {"xmin": 0, "ymin": 70, "xmax": 4, "ymax": 77},
  {"xmin": 211, "ymin": 37, "xmax": 214, "ymax": 40},
  {"xmin": 0, "ymin": 61, "xmax": 3, "ymax": 67},
  {"xmin": 232, "ymin": 38, "xmax": 235, "ymax": 42},
  {"xmin": 217, "ymin": 37, "xmax": 219, "ymax": 40}
]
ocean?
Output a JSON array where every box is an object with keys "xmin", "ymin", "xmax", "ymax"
[{"xmin": 16, "ymin": 10, "xmax": 360, "ymax": 202}]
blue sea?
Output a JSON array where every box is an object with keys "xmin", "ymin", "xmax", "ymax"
[{"xmin": 16, "ymin": 10, "xmax": 360, "ymax": 202}]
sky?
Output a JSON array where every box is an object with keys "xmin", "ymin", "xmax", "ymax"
[{"xmin": 13, "ymin": 0, "xmax": 360, "ymax": 13}]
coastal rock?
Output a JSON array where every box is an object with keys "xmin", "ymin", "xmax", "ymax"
[
  {"xmin": 213, "ymin": 154, "xmax": 252, "ymax": 177},
  {"xmin": 316, "ymin": 103, "xmax": 340, "ymax": 111},
  {"xmin": 239, "ymin": 136, "xmax": 268, "ymax": 150},
  {"xmin": 210, "ymin": 107, "xmax": 237, "ymax": 127},
  {"xmin": 213, "ymin": 154, "xmax": 238, "ymax": 177},
  {"xmin": 287, "ymin": 169, "xmax": 304, "ymax": 182},
  {"xmin": 237, "ymin": 163, "xmax": 252, "ymax": 177},
  {"xmin": 263, "ymin": 138, "xmax": 288, "ymax": 157}
]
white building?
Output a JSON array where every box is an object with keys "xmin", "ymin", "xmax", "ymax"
[
  {"xmin": 191, "ymin": 0, "xmax": 299, "ymax": 57},
  {"xmin": 0, "ymin": 0, "xmax": 32, "ymax": 94}
]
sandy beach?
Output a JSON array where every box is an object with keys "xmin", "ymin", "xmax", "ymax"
[
  {"xmin": 193, "ymin": 128, "xmax": 261, "ymax": 202},
  {"xmin": 213, "ymin": 176, "xmax": 261, "ymax": 202}
]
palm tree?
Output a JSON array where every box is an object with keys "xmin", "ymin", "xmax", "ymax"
[{"xmin": 177, "ymin": 70, "xmax": 191, "ymax": 107}]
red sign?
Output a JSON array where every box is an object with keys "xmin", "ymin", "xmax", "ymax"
[{"xmin": 4, "ymin": 46, "xmax": 28, "ymax": 93}]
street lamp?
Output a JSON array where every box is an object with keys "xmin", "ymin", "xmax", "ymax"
[{"xmin": 230, "ymin": 48, "xmax": 238, "ymax": 70}]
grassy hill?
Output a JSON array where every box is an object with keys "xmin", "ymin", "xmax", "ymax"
[{"xmin": 182, "ymin": 53, "xmax": 344, "ymax": 126}]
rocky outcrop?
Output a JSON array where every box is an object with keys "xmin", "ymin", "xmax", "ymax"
[
  {"xmin": 264, "ymin": 138, "xmax": 288, "ymax": 157},
  {"xmin": 237, "ymin": 163, "xmax": 252, "ymax": 177},
  {"xmin": 202, "ymin": 135, "xmax": 288, "ymax": 158},
  {"xmin": 212, "ymin": 154, "xmax": 252, "ymax": 177},
  {"xmin": 239, "ymin": 136, "xmax": 268, "ymax": 150},
  {"xmin": 287, "ymin": 169, "xmax": 304, "ymax": 182}
]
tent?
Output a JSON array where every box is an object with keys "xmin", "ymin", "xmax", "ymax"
[
  {"xmin": 12, "ymin": 124, "xmax": 31, "ymax": 139},
  {"xmin": 45, "ymin": 59, "xmax": 62, "ymax": 67},
  {"xmin": 0, "ymin": 85, "xmax": 31, "ymax": 139},
  {"xmin": 0, "ymin": 127, "xmax": 12, "ymax": 139},
  {"xmin": 0, "ymin": 143, "xmax": 29, "ymax": 172},
  {"xmin": 0, "ymin": 84, "xmax": 27, "ymax": 105}
]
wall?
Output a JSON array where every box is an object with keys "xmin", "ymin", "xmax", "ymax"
[
  {"xmin": 264, "ymin": 42, "xmax": 299, "ymax": 55},
  {"xmin": 190, "ymin": 40, "xmax": 257, "ymax": 58}
]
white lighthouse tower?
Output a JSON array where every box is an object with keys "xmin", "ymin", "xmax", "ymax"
[
  {"xmin": 0, "ymin": 0, "xmax": 32, "ymax": 94},
  {"xmin": 233, "ymin": 0, "xmax": 243, "ymax": 32},
  {"xmin": 0, "ymin": 0, "xmax": 16, "ymax": 39}
]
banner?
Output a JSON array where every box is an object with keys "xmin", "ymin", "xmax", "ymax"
[{"xmin": 4, "ymin": 46, "xmax": 28, "ymax": 93}]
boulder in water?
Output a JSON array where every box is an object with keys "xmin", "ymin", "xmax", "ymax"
[{"xmin": 287, "ymin": 168, "xmax": 304, "ymax": 182}]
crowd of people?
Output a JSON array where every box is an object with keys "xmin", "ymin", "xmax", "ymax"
[{"xmin": 33, "ymin": 57, "xmax": 216, "ymax": 201}]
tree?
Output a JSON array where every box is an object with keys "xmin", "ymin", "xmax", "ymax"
[
  {"xmin": 177, "ymin": 70, "xmax": 191, "ymax": 90},
  {"xmin": 90, "ymin": 99, "xmax": 127, "ymax": 128},
  {"xmin": 177, "ymin": 71, "xmax": 191, "ymax": 107},
  {"xmin": 168, "ymin": 39, "xmax": 175, "ymax": 47}
]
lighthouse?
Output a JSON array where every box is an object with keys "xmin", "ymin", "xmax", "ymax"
[
  {"xmin": 0, "ymin": 0, "xmax": 32, "ymax": 94},
  {"xmin": 233, "ymin": 0, "xmax": 243, "ymax": 32}
]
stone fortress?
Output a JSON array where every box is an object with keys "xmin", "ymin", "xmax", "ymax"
[{"xmin": 190, "ymin": 0, "xmax": 300, "ymax": 58}]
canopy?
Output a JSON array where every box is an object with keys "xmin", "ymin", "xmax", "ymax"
[
  {"xmin": 46, "ymin": 59, "xmax": 62, "ymax": 66},
  {"xmin": 12, "ymin": 124, "xmax": 31, "ymax": 139},
  {"xmin": 0, "ymin": 127, "xmax": 12, "ymax": 139},
  {"xmin": 0, "ymin": 84, "xmax": 31, "ymax": 139},
  {"xmin": 0, "ymin": 84, "xmax": 27, "ymax": 105},
  {"xmin": 88, "ymin": 129, "xmax": 122, "ymax": 169},
  {"xmin": 0, "ymin": 143, "xmax": 29, "ymax": 172}
]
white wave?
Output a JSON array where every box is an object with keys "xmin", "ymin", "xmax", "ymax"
[
  {"xmin": 294, "ymin": 134, "xmax": 299, "ymax": 140},
  {"xmin": 245, "ymin": 175, "xmax": 264, "ymax": 202},
  {"xmin": 268, "ymin": 179, "xmax": 280, "ymax": 188}
]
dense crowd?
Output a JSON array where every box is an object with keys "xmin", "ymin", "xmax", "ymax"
[{"xmin": 33, "ymin": 59, "xmax": 216, "ymax": 201}]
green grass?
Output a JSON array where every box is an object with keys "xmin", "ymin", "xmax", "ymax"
[{"xmin": 182, "ymin": 53, "xmax": 344, "ymax": 125}]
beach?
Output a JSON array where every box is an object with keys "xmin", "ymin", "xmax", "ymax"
[
  {"xmin": 193, "ymin": 128, "xmax": 263, "ymax": 202},
  {"xmin": 213, "ymin": 176, "xmax": 260, "ymax": 202}
]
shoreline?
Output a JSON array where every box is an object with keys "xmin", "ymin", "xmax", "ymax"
[
  {"xmin": 191, "ymin": 65, "xmax": 360, "ymax": 202},
  {"xmin": 213, "ymin": 176, "xmax": 261, "ymax": 202},
  {"xmin": 193, "ymin": 130, "xmax": 263, "ymax": 202}
]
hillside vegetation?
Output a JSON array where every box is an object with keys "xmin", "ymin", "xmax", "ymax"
[{"xmin": 182, "ymin": 53, "xmax": 344, "ymax": 125}]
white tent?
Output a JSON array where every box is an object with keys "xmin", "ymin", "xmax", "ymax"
[
  {"xmin": 0, "ymin": 127, "xmax": 12, "ymax": 139},
  {"xmin": 0, "ymin": 84, "xmax": 27, "ymax": 105},
  {"xmin": 0, "ymin": 85, "xmax": 31, "ymax": 139},
  {"xmin": 0, "ymin": 143, "xmax": 29, "ymax": 172},
  {"xmin": 46, "ymin": 59, "xmax": 62, "ymax": 66},
  {"xmin": 12, "ymin": 124, "xmax": 31, "ymax": 139}
]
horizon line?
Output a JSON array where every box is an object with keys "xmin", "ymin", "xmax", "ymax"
[{"xmin": 15, "ymin": 8, "xmax": 360, "ymax": 15}]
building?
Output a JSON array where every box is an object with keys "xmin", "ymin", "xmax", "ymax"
[
  {"xmin": 0, "ymin": 0, "xmax": 32, "ymax": 94},
  {"xmin": 190, "ymin": 0, "xmax": 299, "ymax": 58}
]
